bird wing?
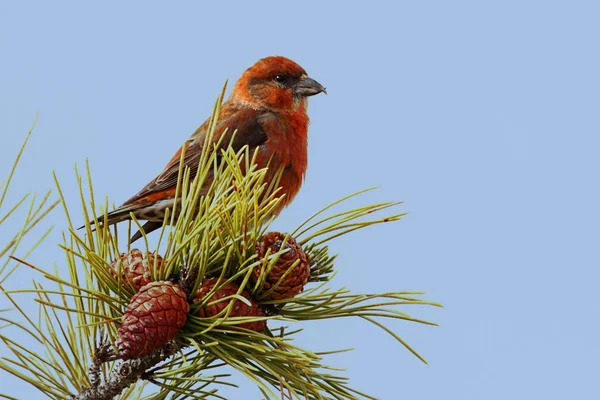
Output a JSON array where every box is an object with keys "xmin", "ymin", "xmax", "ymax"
[{"xmin": 121, "ymin": 107, "xmax": 269, "ymax": 208}]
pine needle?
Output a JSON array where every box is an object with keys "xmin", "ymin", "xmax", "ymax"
[{"xmin": 0, "ymin": 93, "xmax": 440, "ymax": 400}]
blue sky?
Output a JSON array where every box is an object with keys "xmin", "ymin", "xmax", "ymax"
[{"xmin": 1, "ymin": 1, "xmax": 599, "ymax": 399}]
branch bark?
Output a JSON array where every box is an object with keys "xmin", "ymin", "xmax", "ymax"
[{"xmin": 73, "ymin": 342, "xmax": 180, "ymax": 400}]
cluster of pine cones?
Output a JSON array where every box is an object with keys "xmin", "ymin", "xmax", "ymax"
[{"xmin": 112, "ymin": 232, "xmax": 310, "ymax": 360}]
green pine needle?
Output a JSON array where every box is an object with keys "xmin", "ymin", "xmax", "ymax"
[{"xmin": 0, "ymin": 93, "xmax": 440, "ymax": 400}]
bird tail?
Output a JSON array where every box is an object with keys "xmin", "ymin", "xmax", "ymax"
[
  {"xmin": 130, "ymin": 221, "xmax": 163, "ymax": 243},
  {"xmin": 77, "ymin": 204, "xmax": 144, "ymax": 231},
  {"xmin": 79, "ymin": 205, "xmax": 164, "ymax": 244}
]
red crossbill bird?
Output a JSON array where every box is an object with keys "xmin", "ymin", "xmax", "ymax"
[{"xmin": 90, "ymin": 56, "xmax": 326, "ymax": 242}]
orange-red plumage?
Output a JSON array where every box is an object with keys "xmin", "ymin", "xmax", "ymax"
[{"xmin": 94, "ymin": 56, "xmax": 325, "ymax": 241}]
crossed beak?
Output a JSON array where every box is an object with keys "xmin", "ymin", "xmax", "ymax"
[{"xmin": 293, "ymin": 77, "xmax": 327, "ymax": 97}]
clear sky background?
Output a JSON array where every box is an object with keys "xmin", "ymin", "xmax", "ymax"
[{"xmin": 1, "ymin": 1, "xmax": 599, "ymax": 399}]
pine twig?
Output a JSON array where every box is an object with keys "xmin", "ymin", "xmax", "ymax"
[{"xmin": 73, "ymin": 341, "xmax": 181, "ymax": 400}]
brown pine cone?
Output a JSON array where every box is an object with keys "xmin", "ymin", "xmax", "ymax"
[
  {"xmin": 253, "ymin": 232, "xmax": 310, "ymax": 300},
  {"xmin": 109, "ymin": 249, "xmax": 163, "ymax": 290},
  {"xmin": 194, "ymin": 278, "xmax": 266, "ymax": 332},
  {"xmin": 118, "ymin": 281, "xmax": 189, "ymax": 360}
]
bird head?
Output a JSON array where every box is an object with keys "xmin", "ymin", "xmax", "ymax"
[{"xmin": 232, "ymin": 56, "xmax": 326, "ymax": 112}]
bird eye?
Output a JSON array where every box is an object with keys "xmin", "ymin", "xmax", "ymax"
[{"xmin": 275, "ymin": 75, "xmax": 286, "ymax": 83}]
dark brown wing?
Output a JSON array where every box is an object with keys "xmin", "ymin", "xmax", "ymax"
[
  {"xmin": 121, "ymin": 106, "xmax": 269, "ymax": 208},
  {"xmin": 82, "ymin": 105, "xmax": 270, "ymax": 232}
]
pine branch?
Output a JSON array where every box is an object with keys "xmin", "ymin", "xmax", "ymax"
[
  {"xmin": 0, "ymin": 93, "xmax": 441, "ymax": 400},
  {"xmin": 74, "ymin": 341, "xmax": 181, "ymax": 400}
]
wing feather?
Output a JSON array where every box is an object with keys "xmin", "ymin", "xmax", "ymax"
[{"xmin": 121, "ymin": 107, "xmax": 268, "ymax": 207}]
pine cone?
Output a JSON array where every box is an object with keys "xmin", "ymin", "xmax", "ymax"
[
  {"xmin": 110, "ymin": 249, "xmax": 163, "ymax": 290},
  {"xmin": 194, "ymin": 278, "xmax": 266, "ymax": 332},
  {"xmin": 253, "ymin": 232, "xmax": 310, "ymax": 300},
  {"xmin": 118, "ymin": 281, "xmax": 189, "ymax": 360}
]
